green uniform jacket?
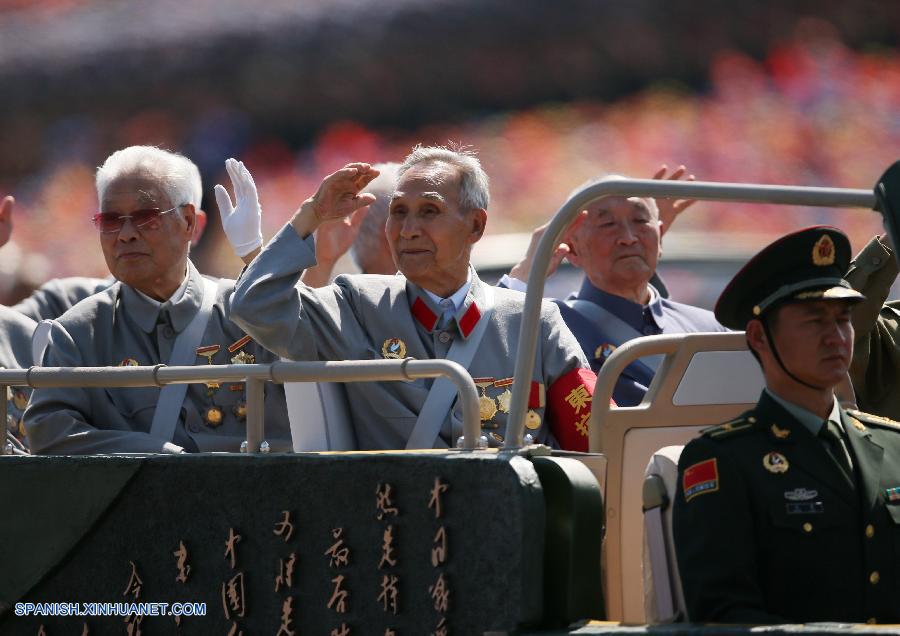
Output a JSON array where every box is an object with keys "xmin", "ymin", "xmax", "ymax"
[
  {"xmin": 846, "ymin": 236, "xmax": 900, "ymax": 418},
  {"xmin": 673, "ymin": 391, "xmax": 900, "ymax": 624}
]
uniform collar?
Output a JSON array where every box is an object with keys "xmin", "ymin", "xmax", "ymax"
[
  {"xmin": 408, "ymin": 268, "xmax": 485, "ymax": 339},
  {"xmin": 764, "ymin": 388, "xmax": 842, "ymax": 437},
  {"xmin": 121, "ymin": 260, "xmax": 205, "ymax": 334},
  {"xmin": 575, "ymin": 277, "xmax": 661, "ymax": 329}
]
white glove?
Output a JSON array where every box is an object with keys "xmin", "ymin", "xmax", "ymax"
[{"xmin": 214, "ymin": 158, "xmax": 263, "ymax": 257}]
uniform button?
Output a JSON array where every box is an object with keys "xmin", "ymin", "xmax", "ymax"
[
  {"xmin": 438, "ymin": 332, "xmax": 451, "ymax": 344},
  {"xmin": 865, "ymin": 524, "xmax": 875, "ymax": 539},
  {"xmin": 869, "ymin": 571, "xmax": 880, "ymax": 585},
  {"xmin": 802, "ymin": 522, "xmax": 813, "ymax": 533},
  {"xmin": 872, "ymin": 257, "xmax": 882, "ymax": 266},
  {"xmin": 163, "ymin": 326, "xmax": 175, "ymax": 338}
]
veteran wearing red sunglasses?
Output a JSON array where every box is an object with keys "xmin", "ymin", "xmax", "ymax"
[{"xmin": 24, "ymin": 145, "xmax": 290, "ymax": 454}]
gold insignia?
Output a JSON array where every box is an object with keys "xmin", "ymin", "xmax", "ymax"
[
  {"xmin": 233, "ymin": 403, "xmax": 247, "ymax": 420},
  {"xmin": 204, "ymin": 406, "xmax": 224, "ymax": 427},
  {"xmin": 382, "ymin": 338, "xmax": 407, "ymax": 359},
  {"xmin": 594, "ymin": 343, "xmax": 616, "ymax": 360},
  {"xmin": 489, "ymin": 432, "xmax": 504, "ymax": 445},
  {"xmin": 474, "ymin": 378, "xmax": 498, "ymax": 422},
  {"xmin": 770, "ymin": 423, "xmax": 791, "ymax": 439},
  {"xmin": 763, "ymin": 451, "xmax": 789, "ymax": 474},
  {"xmin": 195, "ymin": 345, "xmax": 221, "ymax": 391},
  {"xmin": 119, "ymin": 358, "xmax": 140, "ymax": 367},
  {"xmin": 227, "ymin": 335, "xmax": 252, "ymax": 353},
  {"xmin": 525, "ymin": 409, "xmax": 542, "ymax": 430},
  {"xmin": 852, "ymin": 418, "xmax": 866, "ymax": 432},
  {"xmin": 812, "ymin": 234, "xmax": 836, "ymax": 266},
  {"xmin": 752, "ymin": 305, "xmax": 761, "ymax": 316},
  {"xmin": 230, "ymin": 350, "xmax": 255, "ymax": 365}
]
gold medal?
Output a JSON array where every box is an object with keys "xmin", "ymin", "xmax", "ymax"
[
  {"xmin": 230, "ymin": 350, "xmax": 255, "ymax": 365},
  {"xmin": 474, "ymin": 377, "xmax": 497, "ymax": 422},
  {"xmin": 119, "ymin": 358, "xmax": 140, "ymax": 367},
  {"xmin": 763, "ymin": 451, "xmax": 789, "ymax": 474},
  {"xmin": 233, "ymin": 403, "xmax": 247, "ymax": 420},
  {"xmin": 204, "ymin": 406, "xmax": 224, "ymax": 427},
  {"xmin": 526, "ymin": 409, "xmax": 542, "ymax": 430},
  {"xmin": 195, "ymin": 345, "xmax": 221, "ymax": 391},
  {"xmin": 11, "ymin": 389, "xmax": 28, "ymax": 411},
  {"xmin": 494, "ymin": 378, "xmax": 513, "ymax": 413},
  {"xmin": 382, "ymin": 338, "xmax": 407, "ymax": 359}
]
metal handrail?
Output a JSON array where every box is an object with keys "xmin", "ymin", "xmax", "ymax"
[
  {"xmin": 504, "ymin": 178, "xmax": 877, "ymax": 447},
  {"xmin": 0, "ymin": 359, "xmax": 482, "ymax": 454}
]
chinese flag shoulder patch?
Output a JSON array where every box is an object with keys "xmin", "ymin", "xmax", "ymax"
[{"xmin": 682, "ymin": 458, "xmax": 719, "ymax": 502}]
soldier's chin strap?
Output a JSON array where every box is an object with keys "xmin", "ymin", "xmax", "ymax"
[{"xmin": 761, "ymin": 317, "xmax": 830, "ymax": 391}]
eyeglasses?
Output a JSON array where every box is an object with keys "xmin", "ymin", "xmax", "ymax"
[{"xmin": 91, "ymin": 205, "xmax": 181, "ymax": 234}]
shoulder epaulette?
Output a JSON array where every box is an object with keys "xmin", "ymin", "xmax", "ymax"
[
  {"xmin": 701, "ymin": 415, "xmax": 757, "ymax": 440},
  {"xmin": 846, "ymin": 409, "xmax": 900, "ymax": 431}
]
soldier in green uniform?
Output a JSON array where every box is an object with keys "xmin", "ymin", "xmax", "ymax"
[{"xmin": 673, "ymin": 226, "xmax": 900, "ymax": 624}]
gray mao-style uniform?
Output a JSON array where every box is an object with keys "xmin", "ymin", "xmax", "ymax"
[
  {"xmin": 24, "ymin": 261, "xmax": 291, "ymax": 454},
  {"xmin": 12, "ymin": 276, "xmax": 112, "ymax": 322},
  {"xmin": 0, "ymin": 305, "xmax": 38, "ymax": 447},
  {"xmin": 229, "ymin": 225, "xmax": 592, "ymax": 450}
]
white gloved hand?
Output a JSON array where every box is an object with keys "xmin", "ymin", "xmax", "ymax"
[{"xmin": 214, "ymin": 158, "xmax": 264, "ymax": 257}]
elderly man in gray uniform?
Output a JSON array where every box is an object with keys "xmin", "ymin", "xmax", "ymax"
[
  {"xmin": 24, "ymin": 146, "xmax": 290, "ymax": 454},
  {"xmin": 227, "ymin": 145, "xmax": 597, "ymax": 451},
  {"xmin": 0, "ymin": 305, "xmax": 38, "ymax": 454}
]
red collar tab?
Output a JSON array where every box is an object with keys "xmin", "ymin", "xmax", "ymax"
[
  {"xmin": 458, "ymin": 301, "xmax": 482, "ymax": 338},
  {"xmin": 411, "ymin": 297, "xmax": 439, "ymax": 332}
]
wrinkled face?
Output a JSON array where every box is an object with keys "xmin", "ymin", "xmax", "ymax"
[
  {"xmin": 568, "ymin": 196, "xmax": 662, "ymax": 293},
  {"xmin": 99, "ymin": 174, "xmax": 194, "ymax": 295},
  {"xmin": 761, "ymin": 300, "xmax": 854, "ymax": 388},
  {"xmin": 386, "ymin": 163, "xmax": 484, "ymax": 293}
]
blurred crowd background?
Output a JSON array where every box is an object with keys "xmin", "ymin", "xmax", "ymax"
[{"xmin": 0, "ymin": 0, "xmax": 898, "ymax": 306}]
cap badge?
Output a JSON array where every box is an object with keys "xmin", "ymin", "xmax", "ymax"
[
  {"xmin": 770, "ymin": 423, "xmax": 791, "ymax": 439},
  {"xmin": 812, "ymin": 234, "xmax": 835, "ymax": 266},
  {"xmin": 763, "ymin": 451, "xmax": 790, "ymax": 474}
]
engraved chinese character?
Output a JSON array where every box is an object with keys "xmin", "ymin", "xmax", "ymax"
[
  {"xmin": 330, "ymin": 624, "xmax": 351, "ymax": 636},
  {"xmin": 275, "ymin": 596, "xmax": 295, "ymax": 636},
  {"xmin": 275, "ymin": 553, "xmax": 297, "ymax": 593},
  {"xmin": 431, "ymin": 616, "xmax": 449, "ymax": 636},
  {"xmin": 575, "ymin": 411, "xmax": 590, "ymax": 437},
  {"xmin": 221, "ymin": 572, "xmax": 246, "ymax": 619},
  {"xmin": 325, "ymin": 527, "xmax": 350, "ymax": 568},
  {"xmin": 377, "ymin": 574, "xmax": 399, "ymax": 614},
  {"xmin": 375, "ymin": 483, "xmax": 399, "ymax": 520},
  {"xmin": 565, "ymin": 385, "xmax": 592, "ymax": 414},
  {"xmin": 123, "ymin": 561, "xmax": 143, "ymax": 599},
  {"xmin": 327, "ymin": 574, "xmax": 349, "ymax": 613},
  {"xmin": 428, "ymin": 572, "xmax": 450, "ymax": 613},
  {"xmin": 225, "ymin": 528, "xmax": 242, "ymax": 569},
  {"xmin": 379, "ymin": 525, "xmax": 397, "ymax": 569},
  {"xmin": 173, "ymin": 540, "xmax": 191, "ymax": 583},
  {"xmin": 428, "ymin": 477, "xmax": 449, "ymax": 519},
  {"xmin": 431, "ymin": 526, "xmax": 447, "ymax": 567},
  {"xmin": 274, "ymin": 510, "xmax": 295, "ymax": 542}
]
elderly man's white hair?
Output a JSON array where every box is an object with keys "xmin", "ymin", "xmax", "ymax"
[
  {"xmin": 397, "ymin": 143, "xmax": 490, "ymax": 212},
  {"xmin": 96, "ymin": 146, "xmax": 203, "ymax": 211},
  {"xmin": 568, "ymin": 173, "xmax": 659, "ymax": 217}
]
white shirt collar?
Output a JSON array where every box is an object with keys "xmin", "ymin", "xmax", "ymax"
[{"xmin": 423, "ymin": 268, "xmax": 473, "ymax": 315}]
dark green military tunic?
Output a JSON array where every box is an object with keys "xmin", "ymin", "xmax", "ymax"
[{"xmin": 673, "ymin": 390, "xmax": 900, "ymax": 624}]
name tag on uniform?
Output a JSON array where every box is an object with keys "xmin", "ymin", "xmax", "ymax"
[{"xmin": 786, "ymin": 501, "xmax": 824, "ymax": 515}]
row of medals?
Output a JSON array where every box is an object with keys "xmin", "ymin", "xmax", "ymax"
[
  {"xmin": 194, "ymin": 336, "xmax": 255, "ymax": 427},
  {"xmin": 474, "ymin": 377, "xmax": 542, "ymax": 431}
]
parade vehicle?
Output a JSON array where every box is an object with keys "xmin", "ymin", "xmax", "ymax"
[{"xmin": 2, "ymin": 170, "xmax": 898, "ymax": 635}]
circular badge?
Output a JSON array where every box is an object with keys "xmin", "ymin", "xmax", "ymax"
[
  {"xmin": 595, "ymin": 343, "xmax": 617, "ymax": 362},
  {"xmin": 525, "ymin": 409, "xmax": 542, "ymax": 430},
  {"xmin": 763, "ymin": 451, "xmax": 789, "ymax": 474},
  {"xmin": 119, "ymin": 358, "xmax": 140, "ymax": 367},
  {"xmin": 381, "ymin": 338, "xmax": 407, "ymax": 359},
  {"xmin": 205, "ymin": 406, "xmax": 224, "ymax": 427},
  {"xmin": 233, "ymin": 402, "xmax": 247, "ymax": 420}
]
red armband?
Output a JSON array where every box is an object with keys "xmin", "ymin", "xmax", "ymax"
[{"xmin": 547, "ymin": 367, "xmax": 602, "ymax": 452}]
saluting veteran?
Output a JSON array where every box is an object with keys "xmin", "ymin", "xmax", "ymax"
[
  {"xmin": 24, "ymin": 146, "xmax": 290, "ymax": 454},
  {"xmin": 673, "ymin": 227, "xmax": 900, "ymax": 624},
  {"xmin": 229, "ymin": 145, "xmax": 596, "ymax": 450}
]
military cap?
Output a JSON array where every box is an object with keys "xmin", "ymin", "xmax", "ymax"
[{"xmin": 715, "ymin": 226, "xmax": 864, "ymax": 330}]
